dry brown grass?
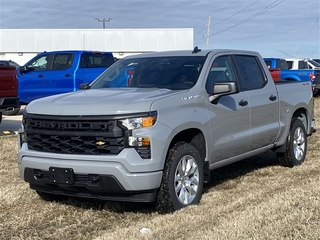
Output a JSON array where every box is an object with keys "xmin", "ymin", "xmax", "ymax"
[{"xmin": 1, "ymin": 98, "xmax": 320, "ymax": 240}]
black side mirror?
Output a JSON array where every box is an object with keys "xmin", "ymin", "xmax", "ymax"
[
  {"xmin": 19, "ymin": 66, "xmax": 34, "ymax": 74},
  {"xmin": 80, "ymin": 83, "xmax": 91, "ymax": 90}
]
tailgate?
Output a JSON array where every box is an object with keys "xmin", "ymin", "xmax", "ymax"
[
  {"xmin": 0, "ymin": 66, "xmax": 18, "ymax": 97},
  {"xmin": 314, "ymin": 69, "xmax": 320, "ymax": 87}
]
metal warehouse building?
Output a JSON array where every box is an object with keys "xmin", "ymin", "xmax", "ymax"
[{"xmin": 0, "ymin": 28, "xmax": 193, "ymax": 65}]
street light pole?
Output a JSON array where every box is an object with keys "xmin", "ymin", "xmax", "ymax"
[{"xmin": 94, "ymin": 18, "xmax": 112, "ymax": 29}]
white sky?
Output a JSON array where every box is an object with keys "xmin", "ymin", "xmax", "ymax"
[{"xmin": 0, "ymin": 0, "xmax": 319, "ymax": 58}]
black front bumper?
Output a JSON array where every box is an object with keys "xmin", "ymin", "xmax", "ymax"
[{"xmin": 25, "ymin": 168, "xmax": 157, "ymax": 203}]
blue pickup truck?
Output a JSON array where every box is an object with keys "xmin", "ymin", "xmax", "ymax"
[
  {"xmin": 5, "ymin": 50, "xmax": 115, "ymax": 115},
  {"xmin": 264, "ymin": 58, "xmax": 320, "ymax": 95}
]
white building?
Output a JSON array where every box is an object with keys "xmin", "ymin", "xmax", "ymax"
[{"xmin": 0, "ymin": 28, "xmax": 193, "ymax": 65}]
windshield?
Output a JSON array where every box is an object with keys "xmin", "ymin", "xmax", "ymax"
[
  {"xmin": 308, "ymin": 59, "xmax": 320, "ymax": 67},
  {"xmin": 90, "ymin": 56, "xmax": 206, "ymax": 90}
]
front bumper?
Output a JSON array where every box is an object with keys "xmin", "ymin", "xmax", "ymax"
[{"xmin": 18, "ymin": 146, "xmax": 163, "ymax": 202}]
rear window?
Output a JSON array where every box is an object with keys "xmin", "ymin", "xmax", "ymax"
[{"xmin": 80, "ymin": 53, "xmax": 114, "ymax": 68}]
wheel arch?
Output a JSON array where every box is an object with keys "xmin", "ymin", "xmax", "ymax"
[
  {"xmin": 273, "ymin": 107, "xmax": 309, "ymax": 153},
  {"xmin": 166, "ymin": 128, "xmax": 210, "ymax": 182}
]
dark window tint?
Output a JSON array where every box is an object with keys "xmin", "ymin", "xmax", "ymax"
[
  {"xmin": 80, "ymin": 53, "xmax": 114, "ymax": 68},
  {"xmin": 298, "ymin": 61, "xmax": 308, "ymax": 69},
  {"xmin": 90, "ymin": 56, "xmax": 206, "ymax": 90},
  {"xmin": 52, "ymin": 54, "xmax": 73, "ymax": 70},
  {"xmin": 234, "ymin": 55, "xmax": 265, "ymax": 91},
  {"xmin": 287, "ymin": 61, "xmax": 293, "ymax": 69}
]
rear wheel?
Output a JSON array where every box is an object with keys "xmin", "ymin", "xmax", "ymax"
[
  {"xmin": 277, "ymin": 119, "xmax": 307, "ymax": 167},
  {"xmin": 155, "ymin": 142, "xmax": 204, "ymax": 213}
]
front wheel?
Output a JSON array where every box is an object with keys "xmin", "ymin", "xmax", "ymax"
[
  {"xmin": 155, "ymin": 142, "xmax": 204, "ymax": 214},
  {"xmin": 277, "ymin": 119, "xmax": 307, "ymax": 167}
]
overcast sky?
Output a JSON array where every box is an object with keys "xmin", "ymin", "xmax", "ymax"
[{"xmin": 0, "ymin": 0, "xmax": 319, "ymax": 58}]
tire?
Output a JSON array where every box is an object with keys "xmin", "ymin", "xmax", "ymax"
[
  {"xmin": 155, "ymin": 142, "xmax": 204, "ymax": 214},
  {"xmin": 3, "ymin": 107, "xmax": 21, "ymax": 116},
  {"xmin": 277, "ymin": 119, "xmax": 307, "ymax": 167},
  {"xmin": 36, "ymin": 191, "xmax": 67, "ymax": 202}
]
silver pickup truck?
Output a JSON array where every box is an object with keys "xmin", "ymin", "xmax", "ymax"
[{"xmin": 17, "ymin": 48, "xmax": 315, "ymax": 213}]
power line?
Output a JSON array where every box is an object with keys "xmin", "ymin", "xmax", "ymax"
[
  {"xmin": 193, "ymin": 0, "xmax": 238, "ymax": 39},
  {"xmin": 310, "ymin": 42, "xmax": 320, "ymax": 57},
  {"xmin": 195, "ymin": 0, "xmax": 284, "ymax": 46},
  {"xmin": 295, "ymin": 18, "xmax": 319, "ymax": 57}
]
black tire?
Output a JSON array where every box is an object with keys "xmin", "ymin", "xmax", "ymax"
[
  {"xmin": 3, "ymin": 107, "xmax": 21, "ymax": 116},
  {"xmin": 155, "ymin": 142, "xmax": 204, "ymax": 214},
  {"xmin": 36, "ymin": 191, "xmax": 67, "ymax": 202},
  {"xmin": 277, "ymin": 119, "xmax": 307, "ymax": 167}
]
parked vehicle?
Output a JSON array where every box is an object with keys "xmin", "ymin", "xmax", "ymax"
[
  {"xmin": 5, "ymin": 50, "xmax": 115, "ymax": 116},
  {"xmin": 264, "ymin": 57, "xmax": 320, "ymax": 94},
  {"xmin": 0, "ymin": 66, "xmax": 20, "ymax": 123},
  {"xmin": 285, "ymin": 58, "xmax": 320, "ymax": 70},
  {"xmin": 18, "ymin": 48, "xmax": 315, "ymax": 213},
  {"xmin": 313, "ymin": 59, "xmax": 320, "ymax": 64},
  {"xmin": 0, "ymin": 60, "xmax": 20, "ymax": 69}
]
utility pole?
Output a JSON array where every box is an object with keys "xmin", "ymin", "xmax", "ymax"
[
  {"xmin": 94, "ymin": 18, "xmax": 112, "ymax": 29},
  {"xmin": 206, "ymin": 14, "xmax": 211, "ymax": 49}
]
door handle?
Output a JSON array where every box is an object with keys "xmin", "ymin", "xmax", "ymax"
[
  {"xmin": 38, "ymin": 74, "xmax": 44, "ymax": 78},
  {"xmin": 65, "ymin": 74, "xmax": 71, "ymax": 77},
  {"xmin": 239, "ymin": 100, "xmax": 248, "ymax": 106},
  {"xmin": 269, "ymin": 95, "xmax": 277, "ymax": 101}
]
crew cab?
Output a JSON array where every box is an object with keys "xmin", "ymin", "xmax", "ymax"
[
  {"xmin": 18, "ymin": 48, "xmax": 315, "ymax": 213},
  {"xmin": 0, "ymin": 66, "xmax": 20, "ymax": 123},
  {"xmin": 5, "ymin": 50, "xmax": 115, "ymax": 115}
]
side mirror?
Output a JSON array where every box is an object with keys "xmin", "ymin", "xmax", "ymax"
[
  {"xmin": 209, "ymin": 81, "xmax": 238, "ymax": 103},
  {"xmin": 80, "ymin": 83, "xmax": 91, "ymax": 90},
  {"xmin": 19, "ymin": 66, "xmax": 34, "ymax": 74}
]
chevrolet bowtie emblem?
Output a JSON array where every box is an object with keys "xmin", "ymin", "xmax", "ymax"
[{"xmin": 96, "ymin": 141, "xmax": 106, "ymax": 146}]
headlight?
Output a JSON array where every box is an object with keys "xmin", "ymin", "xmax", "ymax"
[
  {"xmin": 120, "ymin": 111, "xmax": 157, "ymax": 148},
  {"xmin": 120, "ymin": 111, "xmax": 157, "ymax": 130}
]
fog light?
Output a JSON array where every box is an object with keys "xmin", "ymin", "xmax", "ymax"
[{"xmin": 129, "ymin": 137, "xmax": 150, "ymax": 147}]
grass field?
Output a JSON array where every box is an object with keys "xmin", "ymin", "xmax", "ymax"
[{"xmin": 1, "ymin": 98, "xmax": 319, "ymax": 240}]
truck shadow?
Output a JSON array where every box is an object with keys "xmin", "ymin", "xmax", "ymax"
[
  {"xmin": 54, "ymin": 151, "xmax": 279, "ymax": 214},
  {"xmin": 204, "ymin": 150, "xmax": 279, "ymax": 192}
]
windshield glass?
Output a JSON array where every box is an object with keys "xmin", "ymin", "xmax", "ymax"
[
  {"xmin": 308, "ymin": 59, "xmax": 320, "ymax": 67},
  {"xmin": 90, "ymin": 56, "xmax": 206, "ymax": 90}
]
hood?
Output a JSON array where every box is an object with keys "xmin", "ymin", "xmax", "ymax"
[{"xmin": 26, "ymin": 88, "xmax": 185, "ymax": 115}]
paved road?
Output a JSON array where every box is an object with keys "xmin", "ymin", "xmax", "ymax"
[{"xmin": 0, "ymin": 107, "xmax": 24, "ymax": 136}]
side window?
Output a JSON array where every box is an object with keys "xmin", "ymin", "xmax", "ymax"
[
  {"xmin": 298, "ymin": 61, "xmax": 308, "ymax": 69},
  {"xmin": 52, "ymin": 54, "xmax": 73, "ymax": 70},
  {"xmin": 27, "ymin": 55, "xmax": 49, "ymax": 71},
  {"xmin": 80, "ymin": 53, "xmax": 114, "ymax": 68},
  {"xmin": 206, "ymin": 56, "xmax": 236, "ymax": 94},
  {"xmin": 234, "ymin": 55, "xmax": 265, "ymax": 91},
  {"xmin": 287, "ymin": 61, "xmax": 293, "ymax": 69}
]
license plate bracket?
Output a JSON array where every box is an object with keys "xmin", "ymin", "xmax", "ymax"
[{"xmin": 49, "ymin": 167, "xmax": 74, "ymax": 185}]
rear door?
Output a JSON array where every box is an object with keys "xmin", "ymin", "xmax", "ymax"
[
  {"xmin": 75, "ymin": 52, "xmax": 115, "ymax": 85},
  {"xmin": 233, "ymin": 55, "xmax": 280, "ymax": 151}
]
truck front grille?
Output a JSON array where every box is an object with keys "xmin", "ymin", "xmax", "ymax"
[{"xmin": 25, "ymin": 114, "xmax": 127, "ymax": 155}]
